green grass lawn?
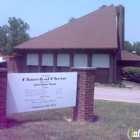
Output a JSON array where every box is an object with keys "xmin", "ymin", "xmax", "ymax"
[{"xmin": 0, "ymin": 100, "xmax": 140, "ymax": 140}]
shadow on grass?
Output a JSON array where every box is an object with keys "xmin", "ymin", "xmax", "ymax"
[
  {"xmin": 6, "ymin": 115, "xmax": 67, "ymax": 129},
  {"xmin": 5, "ymin": 109, "xmax": 70, "ymax": 129},
  {"xmin": 6, "ymin": 118, "xmax": 21, "ymax": 128},
  {"xmin": 93, "ymin": 115, "xmax": 99, "ymax": 122},
  {"xmin": 6, "ymin": 114, "xmax": 99, "ymax": 129}
]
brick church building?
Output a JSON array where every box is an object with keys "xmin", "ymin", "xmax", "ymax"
[{"xmin": 6, "ymin": 5, "xmax": 140, "ymax": 83}]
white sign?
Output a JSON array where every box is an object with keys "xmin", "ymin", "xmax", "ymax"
[
  {"xmin": 7, "ymin": 72, "xmax": 77, "ymax": 114},
  {"xmin": 0, "ymin": 57, "xmax": 3, "ymax": 61}
]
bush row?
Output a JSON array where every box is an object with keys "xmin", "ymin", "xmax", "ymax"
[{"xmin": 122, "ymin": 67, "xmax": 140, "ymax": 82}]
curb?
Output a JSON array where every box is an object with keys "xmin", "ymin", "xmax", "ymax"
[
  {"xmin": 95, "ymin": 98, "xmax": 140, "ymax": 104},
  {"xmin": 95, "ymin": 86, "xmax": 140, "ymax": 91}
]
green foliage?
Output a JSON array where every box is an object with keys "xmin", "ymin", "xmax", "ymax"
[
  {"xmin": 68, "ymin": 17, "xmax": 76, "ymax": 22},
  {"xmin": 122, "ymin": 67, "xmax": 140, "ymax": 82},
  {"xmin": 124, "ymin": 41, "xmax": 133, "ymax": 52},
  {"xmin": 95, "ymin": 81, "xmax": 125, "ymax": 88},
  {"xmin": 124, "ymin": 41, "xmax": 140, "ymax": 56},
  {"xmin": 0, "ymin": 17, "xmax": 30, "ymax": 55},
  {"xmin": 134, "ymin": 42, "xmax": 140, "ymax": 56},
  {"xmin": 0, "ymin": 25, "xmax": 9, "ymax": 54}
]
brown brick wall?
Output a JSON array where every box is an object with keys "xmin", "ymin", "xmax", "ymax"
[
  {"xmin": 95, "ymin": 68, "xmax": 109, "ymax": 83},
  {"xmin": 3, "ymin": 56, "xmax": 23, "ymax": 73},
  {"xmin": 3, "ymin": 52, "xmax": 117, "ymax": 83},
  {"xmin": 53, "ymin": 54, "xmax": 57, "ymax": 72},
  {"xmin": 0, "ymin": 69, "xmax": 8, "ymax": 129},
  {"xmin": 69, "ymin": 54, "xmax": 73, "ymax": 72},
  {"xmin": 42, "ymin": 66, "xmax": 53, "ymax": 72},
  {"xmin": 57, "ymin": 67, "xmax": 70, "ymax": 72},
  {"xmin": 109, "ymin": 54, "xmax": 116, "ymax": 83},
  {"xmin": 71, "ymin": 67, "xmax": 95, "ymax": 122},
  {"xmin": 88, "ymin": 54, "xmax": 92, "ymax": 67}
]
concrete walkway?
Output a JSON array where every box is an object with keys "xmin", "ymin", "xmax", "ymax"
[{"xmin": 94, "ymin": 87, "xmax": 140, "ymax": 103}]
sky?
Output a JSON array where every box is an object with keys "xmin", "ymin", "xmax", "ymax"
[{"xmin": 0, "ymin": 0, "xmax": 140, "ymax": 44}]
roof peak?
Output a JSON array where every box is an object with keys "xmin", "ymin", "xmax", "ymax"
[
  {"xmin": 14, "ymin": 5, "xmax": 117, "ymax": 50},
  {"xmin": 99, "ymin": 4, "xmax": 115, "ymax": 9}
]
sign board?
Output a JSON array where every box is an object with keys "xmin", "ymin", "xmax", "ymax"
[
  {"xmin": 7, "ymin": 72, "xmax": 77, "ymax": 114},
  {"xmin": 0, "ymin": 57, "xmax": 3, "ymax": 61}
]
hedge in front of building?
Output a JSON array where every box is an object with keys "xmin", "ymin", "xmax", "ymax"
[{"xmin": 122, "ymin": 67, "xmax": 140, "ymax": 82}]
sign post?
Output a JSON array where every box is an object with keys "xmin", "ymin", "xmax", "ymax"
[{"xmin": 71, "ymin": 67, "xmax": 96, "ymax": 122}]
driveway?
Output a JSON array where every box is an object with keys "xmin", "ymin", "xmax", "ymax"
[{"xmin": 94, "ymin": 87, "xmax": 140, "ymax": 103}]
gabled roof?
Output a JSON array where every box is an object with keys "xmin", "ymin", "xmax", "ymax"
[
  {"xmin": 121, "ymin": 50, "xmax": 140, "ymax": 61},
  {"xmin": 14, "ymin": 6, "xmax": 117, "ymax": 50}
]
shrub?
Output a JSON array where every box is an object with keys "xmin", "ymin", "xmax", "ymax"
[
  {"xmin": 95, "ymin": 81, "xmax": 125, "ymax": 88},
  {"xmin": 122, "ymin": 67, "xmax": 140, "ymax": 82}
]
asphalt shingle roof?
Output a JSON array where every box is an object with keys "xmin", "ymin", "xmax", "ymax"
[
  {"xmin": 14, "ymin": 6, "xmax": 117, "ymax": 50},
  {"xmin": 121, "ymin": 50, "xmax": 140, "ymax": 61}
]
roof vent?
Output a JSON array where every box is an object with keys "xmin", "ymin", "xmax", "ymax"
[
  {"xmin": 99, "ymin": 5, "xmax": 106, "ymax": 9},
  {"xmin": 102, "ymin": 5, "xmax": 106, "ymax": 8},
  {"xmin": 132, "ymin": 51, "xmax": 136, "ymax": 54}
]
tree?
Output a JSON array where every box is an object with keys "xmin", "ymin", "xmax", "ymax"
[
  {"xmin": 68, "ymin": 17, "xmax": 76, "ymax": 22},
  {"xmin": 124, "ymin": 41, "xmax": 133, "ymax": 53},
  {"xmin": 133, "ymin": 42, "xmax": 140, "ymax": 56},
  {"xmin": 0, "ymin": 25, "xmax": 9, "ymax": 54},
  {"xmin": 124, "ymin": 41, "xmax": 140, "ymax": 56},
  {"xmin": 0, "ymin": 17, "xmax": 30, "ymax": 55}
]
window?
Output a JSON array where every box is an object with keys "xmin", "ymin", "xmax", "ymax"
[
  {"xmin": 73, "ymin": 54, "xmax": 88, "ymax": 67},
  {"xmin": 92, "ymin": 54, "xmax": 109, "ymax": 68},
  {"xmin": 42, "ymin": 54, "xmax": 53, "ymax": 66},
  {"xmin": 27, "ymin": 53, "xmax": 38, "ymax": 65},
  {"xmin": 57, "ymin": 54, "xmax": 70, "ymax": 67}
]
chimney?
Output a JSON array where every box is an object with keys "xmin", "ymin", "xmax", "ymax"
[{"xmin": 116, "ymin": 5, "xmax": 125, "ymax": 60}]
